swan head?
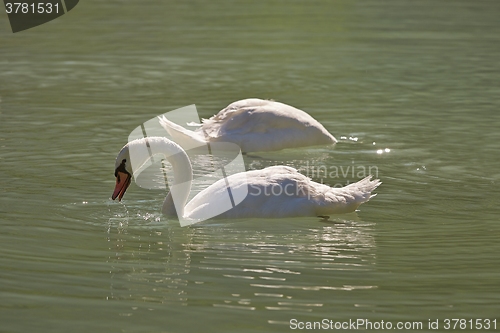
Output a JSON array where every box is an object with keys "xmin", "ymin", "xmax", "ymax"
[
  {"xmin": 112, "ymin": 144, "xmax": 133, "ymax": 201},
  {"xmin": 111, "ymin": 137, "xmax": 193, "ymax": 204}
]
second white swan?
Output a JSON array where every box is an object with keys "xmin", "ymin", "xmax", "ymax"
[
  {"xmin": 159, "ymin": 98, "xmax": 337, "ymax": 153},
  {"xmin": 112, "ymin": 137, "xmax": 380, "ymax": 221}
]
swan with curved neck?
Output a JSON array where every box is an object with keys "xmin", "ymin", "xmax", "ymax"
[
  {"xmin": 159, "ymin": 98, "xmax": 337, "ymax": 153},
  {"xmin": 112, "ymin": 137, "xmax": 381, "ymax": 220}
]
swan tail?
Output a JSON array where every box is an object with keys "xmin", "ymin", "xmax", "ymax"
[
  {"xmin": 357, "ymin": 175, "xmax": 381, "ymax": 200},
  {"xmin": 158, "ymin": 115, "xmax": 207, "ymax": 150},
  {"xmin": 319, "ymin": 176, "xmax": 381, "ymax": 215},
  {"xmin": 344, "ymin": 175, "xmax": 381, "ymax": 207}
]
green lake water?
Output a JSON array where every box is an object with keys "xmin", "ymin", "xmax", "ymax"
[{"xmin": 1, "ymin": 1, "xmax": 500, "ymax": 332}]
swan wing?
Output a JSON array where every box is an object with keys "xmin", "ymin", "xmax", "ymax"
[
  {"xmin": 184, "ymin": 167, "xmax": 380, "ymax": 219},
  {"xmin": 184, "ymin": 166, "xmax": 318, "ymax": 219},
  {"xmin": 201, "ymin": 99, "xmax": 336, "ymax": 152}
]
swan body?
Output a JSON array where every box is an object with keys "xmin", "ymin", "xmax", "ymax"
[
  {"xmin": 162, "ymin": 166, "xmax": 380, "ymax": 219},
  {"xmin": 112, "ymin": 137, "xmax": 380, "ymax": 221},
  {"xmin": 159, "ymin": 98, "xmax": 337, "ymax": 153}
]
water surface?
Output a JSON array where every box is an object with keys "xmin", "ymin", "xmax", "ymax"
[{"xmin": 1, "ymin": 1, "xmax": 500, "ymax": 332}]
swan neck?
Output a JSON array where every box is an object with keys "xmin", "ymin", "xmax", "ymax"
[{"xmin": 145, "ymin": 137, "xmax": 193, "ymax": 217}]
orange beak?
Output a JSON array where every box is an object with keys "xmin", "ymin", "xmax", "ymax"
[{"xmin": 112, "ymin": 171, "xmax": 132, "ymax": 201}]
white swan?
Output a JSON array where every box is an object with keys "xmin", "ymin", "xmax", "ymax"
[
  {"xmin": 112, "ymin": 137, "xmax": 381, "ymax": 220},
  {"xmin": 159, "ymin": 98, "xmax": 337, "ymax": 153}
]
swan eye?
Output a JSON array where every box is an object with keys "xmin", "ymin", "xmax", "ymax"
[{"xmin": 115, "ymin": 159, "xmax": 128, "ymax": 177}]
